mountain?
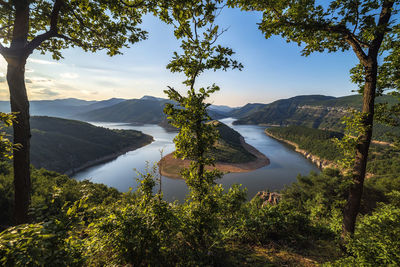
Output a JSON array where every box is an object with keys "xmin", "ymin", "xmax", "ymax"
[
  {"xmin": 233, "ymin": 94, "xmax": 396, "ymax": 128},
  {"xmin": 28, "ymin": 116, "xmax": 153, "ymax": 174},
  {"xmin": 76, "ymin": 97, "xmax": 231, "ymax": 124},
  {"xmin": 208, "ymin": 104, "xmax": 237, "ymax": 117},
  {"xmin": 232, "ymin": 94, "xmax": 399, "ymax": 141},
  {"xmin": 76, "ymin": 98, "xmax": 171, "ymax": 124},
  {"xmin": 0, "ymin": 98, "xmax": 126, "ymax": 119},
  {"xmin": 229, "ymin": 103, "xmax": 266, "ymax": 118}
]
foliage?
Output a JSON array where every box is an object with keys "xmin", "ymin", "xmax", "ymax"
[
  {"xmin": 331, "ymin": 192, "xmax": 400, "ymax": 266},
  {"xmin": 281, "ymin": 169, "xmax": 349, "ymax": 234},
  {"xmin": 0, "ymin": 0, "xmax": 149, "ymax": 60},
  {"xmin": 266, "ymin": 125, "xmax": 400, "ymax": 181},
  {"xmin": 0, "ymin": 113, "xmax": 17, "ymax": 160},
  {"xmin": 266, "ymin": 125, "xmax": 343, "ymax": 161},
  {"xmin": 85, "ymin": 165, "xmax": 180, "ymax": 266},
  {"xmin": 0, "ymin": 162, "xmax": 120, "ymax": 229},
  {"xmin": 333, "ymin": 111, "xmax": 369, "ymax": 169}
]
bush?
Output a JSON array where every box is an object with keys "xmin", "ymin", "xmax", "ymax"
[{"xmin": 331, "ymin": 192, "xmax": 400, "ymax": 266}]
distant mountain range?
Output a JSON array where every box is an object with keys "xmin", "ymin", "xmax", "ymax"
[
  {"xmin": 1, "ymin": 94, "xmax": 398, "ymax": 140},
  {"xmin": 232, "ymin": 94, "xmax": 397, "ymax": 128},
  {"xmin": 0, "ymin": 95, "xmax": 229, "ymax": 124},
  {"xmin": 0, "ymin": 98, "xmax": 126, "ymax": 119}
]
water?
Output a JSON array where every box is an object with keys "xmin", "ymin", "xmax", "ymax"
[{"xmin": 73, "ymin": 118, "xmax": 319, "ymax": 201}]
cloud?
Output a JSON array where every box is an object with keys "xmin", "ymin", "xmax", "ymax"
[
  {"xmin": 27, "ymin": 58, "xmax": 60, "ymax": 65},
  {"xmin": 60, "ymin": 72, "xmax": 79, "ymax": 79},
  {"xmin": 28, "ymin": 77, "xmax": 52, "ymax": 83},
  {"xmin": 34, "ymin": 88, "xmax": 60, "ymax": 97}
]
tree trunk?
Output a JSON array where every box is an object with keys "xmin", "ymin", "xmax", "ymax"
[
  {"xmin": 3, "ymin": 0, "xmax": 31, "ymax": 225},
  {"xmin": 7, "ymin": 57, "xmax": 31, "ymax": 225},
  {"xmin": 342, "ymin": 61, "xmax": 377, "ymax": 238}
]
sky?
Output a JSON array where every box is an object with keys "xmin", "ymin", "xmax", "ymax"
[{"xmin": 0, "ymin": 8, "xmax": 360, "ymax": 107}]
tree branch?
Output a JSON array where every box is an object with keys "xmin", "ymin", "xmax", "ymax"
[
  {"xmin": 268, "ymin": 7, "xmax": 370, "ymax": 64},
  {"xmin": 0, "ymin": 0, "xmax": 13, "ymax": 10},
  {"xmin": 55, "ymin": 33, "xmax": 101, "ymax": 50},
  {"xmin": 24, "ymin": 0, "xmax": 64, "ymax": 55},
  {"xmin": 369, "ymin": 0, "xmax": 395, "ymax": 58},
  {"xmin": 327, "ymin": 24, "xmax": 369, "ymax": 65}
]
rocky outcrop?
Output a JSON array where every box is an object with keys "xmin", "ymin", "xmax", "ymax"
[{"xmin": 256, "ymin": 191, "xmax": 281, "ymax": 206}]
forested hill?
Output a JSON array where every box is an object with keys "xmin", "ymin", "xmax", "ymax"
[
  {"xmin": 75, "ymin": 98, "xmax": 171, "ymax": 124},
  {"xmin": 28, "ymin": 116, "xmax": 153, "ymax": 174},
  {"xmin": 266, "ymin": 125, "xmax": 400, "ymax": 180},
  {"xmin": 75, "ymin": 96, "xmax": 227, "ymax": 124},
  {"xmin": 233, "ymin": 94, "xmax": 399, "ymax": 141}
]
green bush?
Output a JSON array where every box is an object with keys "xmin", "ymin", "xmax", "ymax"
[{"xmin": 331, "ymin": 192, "xmax": 400, "ymax": 266}]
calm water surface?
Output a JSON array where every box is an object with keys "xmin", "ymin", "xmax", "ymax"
[{"xmin": 74, "ymin": 118, "xmax": 319, "ymax": 201}]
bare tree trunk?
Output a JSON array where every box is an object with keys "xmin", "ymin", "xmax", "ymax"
[
  {"xmin": 342, "ymin": 61, "xmax": 377, "ymax": 237},
  {"xmin": 7, "ymin": 0, "xmax": 31, "ymax": 225},
  {"xmin": 7, "ymin": 57, "xmax": 31, "ymax": 224}
]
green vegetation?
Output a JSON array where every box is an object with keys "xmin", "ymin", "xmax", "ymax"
[
  {"xmin": 28, "ymin": 116, "xmax": 153, "ymax": 174},
  {"xmin": 0, "ymin": 0, "xmax": 399, "ymax": 265},
  {"xmin": 209, "ymin": 121, "xmax": 256, "ymax": 163},
  {"xmin": 266, "ymin": 125, "xmax": 400, "ymax": 179}
]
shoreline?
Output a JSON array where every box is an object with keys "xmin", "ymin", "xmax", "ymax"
[
  {"xmin": 264, "ymin": 130, "xmax": 334, "ymax": 170},
  {"xmin": 66, "ymin": 137, "xmax": 154, "ymax": 176},
  {"xmin": 160, "ymin": 137, "xmax": 270, "ymax": 179}
]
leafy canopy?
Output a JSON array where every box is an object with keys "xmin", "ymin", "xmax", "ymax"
[{"xmin": 0, "ymin": 0, "xmax": 150, "ymax": 60}]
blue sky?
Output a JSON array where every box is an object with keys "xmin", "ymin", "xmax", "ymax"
[{"xmin": 0, "ymin": 7, "xmax": 360, "ymax": 107}]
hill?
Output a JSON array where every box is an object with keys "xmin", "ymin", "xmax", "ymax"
[
  {"xmin": 28, "ymin": 116, "xmax": 153, "ymax": 174},
  {"xmin": 75, "ymin": 98, "xmax": 172, "ymax": 124},
  {"xmin": 265, "ymin": 125, "xmax": 400, "ymax": 179},
  {"xmin": 76, "ymin": 96, "xmax": 228, "ymax": 124},
  {"xmin": 160, "ymin": 121, "xmax": 269, "ymax": 178},
  {"xmin": 0, "ymin": 98, "xmax": 125, "ymax": 119},
  {"xmin": 233, "ymin": 94, "xmax": 399, "ymax": 141}
]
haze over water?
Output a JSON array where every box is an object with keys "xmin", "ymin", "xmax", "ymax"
[{"xmin": 74, "ymin": 118, "xmax": 319, "ymax": 201}]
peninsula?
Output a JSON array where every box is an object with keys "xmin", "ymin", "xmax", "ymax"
[{"xmin": 160, "ymin": 121, "xmax": 269, "ymax": 178}]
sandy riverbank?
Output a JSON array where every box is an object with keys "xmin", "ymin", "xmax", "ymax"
[{"xmin": 160, "ymin": 137, "xmax": 270, "ymax": 179}]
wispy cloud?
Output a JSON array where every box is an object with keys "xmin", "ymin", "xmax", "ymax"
[
  {"xmin": 60, "ymin": 72, "xmax": 79, "ymax": 79},
  {"xmin": 28, "ymin": 58, "xmax": 60, "ymax": 65}
]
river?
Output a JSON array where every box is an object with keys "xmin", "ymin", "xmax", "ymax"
[{"xmin": 73, "ymin": 118, "xmax": 319, "ymax": 201}]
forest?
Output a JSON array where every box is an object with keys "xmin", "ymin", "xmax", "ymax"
[{"xmin": 0, "ymin": 0, "xmax": 400, "ymax": 266}]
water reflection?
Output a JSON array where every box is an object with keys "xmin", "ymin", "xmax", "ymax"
[{"xmin": 74, "ymin": 118, "xmax": 319, "ymax": 201}]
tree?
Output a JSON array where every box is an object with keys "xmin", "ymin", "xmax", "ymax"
[
  {"xmin": 0, "ymin": 0, "xmax": 148, "ymax": 224},
  {"xmin": 158, "ymin": 0, "xmax": 242, "ymax": 261},
  {"xmin": 230, "ymin": 0, "xmax": 400, "ymax": 238}
]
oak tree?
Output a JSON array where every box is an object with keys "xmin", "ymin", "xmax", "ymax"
[
  {"xmin": 0, "ymin": 0, "xmax": 148, "ymax": 224},
  {"xmin": 230, "ymin": 0, "xmax": 400, "ymax": 238}
]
